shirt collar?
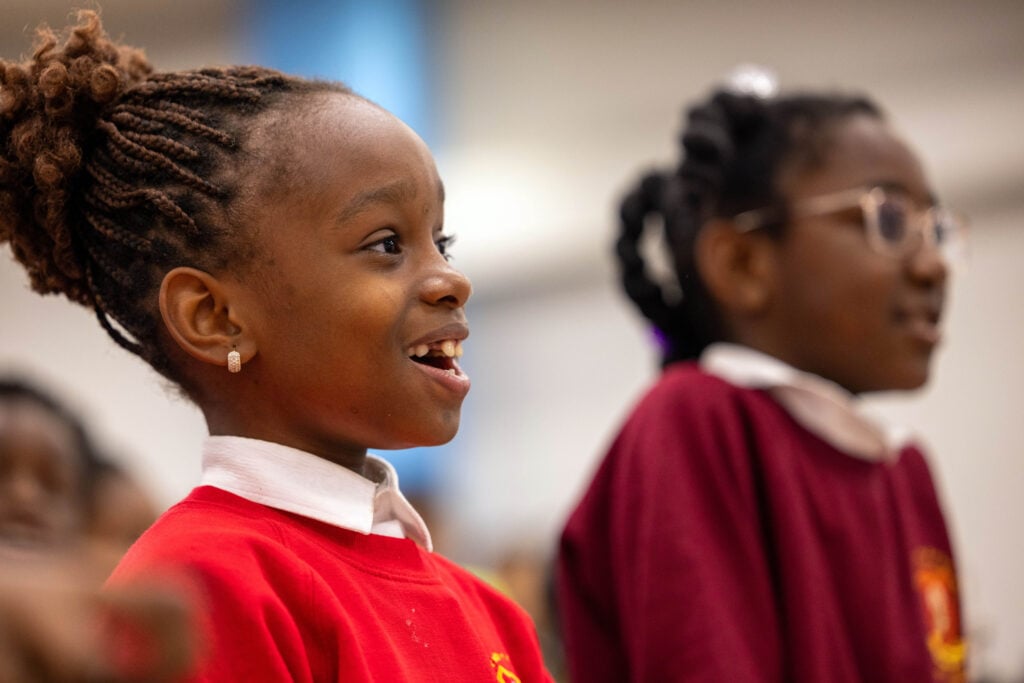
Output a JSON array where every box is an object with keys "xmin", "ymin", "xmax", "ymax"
[
  {"xmin": 199, "ymin": 435, "xmax": 432, "ymax": 550},
  {"xmin": 699, "ymin": 343, "xmax": 912, "ymax": 462}
]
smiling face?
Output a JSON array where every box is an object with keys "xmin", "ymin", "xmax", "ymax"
[
  {"xmin": 759, "ymin": 114, "xmax": 948, "ymax": 393},
  {"xmin": 217, "ymin": 94, "xmax": 472, "ymax": 467}
]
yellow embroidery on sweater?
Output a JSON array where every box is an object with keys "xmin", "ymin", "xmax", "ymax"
[
  {"xmin": 913, "ymin": 547, "xmax": 967, "ymax": 683},
  {"xmin": 490, "ymin": 652, "xmax": 522, "ymax": 683}
]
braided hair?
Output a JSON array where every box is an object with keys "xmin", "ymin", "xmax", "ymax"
[
  {"xmin": 616, "ymin": 87, "xmax": 882, "ymax": 365},
  {"xmin": 0, "ymin": 11, "xmax": 350, "ymax": 386}
]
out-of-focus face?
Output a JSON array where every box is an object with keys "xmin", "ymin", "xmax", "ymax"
[
  {"xmin": 0, "ymin": 400, "xmax": 85, "ymax": 551},
  {"xmin": 764, "ymin": 114, "xmax": 948, "ymax": 394}
]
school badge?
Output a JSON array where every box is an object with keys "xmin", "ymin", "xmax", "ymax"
[{"xmin": 913, "ymin": 547, "xmax": 967, "ymax": 682}]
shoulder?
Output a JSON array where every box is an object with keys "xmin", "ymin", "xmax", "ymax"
[
  {"xmin": 610, "ymin": 361, "xmax": 768, "ymax": 456},
  {"xmin": 626, "ymin": 361, "xmax": 760, "ymax": 427},
  {"xmin": 422, "ymin": 553, "xmax": 550, "ymax": 667},
  {"xmin": 109, "ymin": 487, "xmax": 305, "ymax": 590},
  {"xmin": 425, "ymin": 553, "xmax": 535, "ymax": 625},
  {"xmin": 569, "ymin": 363, "xmax": 782, "ymax": 523}
]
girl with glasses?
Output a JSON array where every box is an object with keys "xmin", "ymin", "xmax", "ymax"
[{"xmin": 557, "ymin": 75, "xmax": 967, "ymax": 683}]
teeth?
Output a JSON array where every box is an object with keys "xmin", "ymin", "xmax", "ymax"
[{"xmin": 408, "ymin": 339, "xmax": 465, "ymax": 359}]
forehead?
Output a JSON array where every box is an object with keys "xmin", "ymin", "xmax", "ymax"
[
  {"xmin": 247, "ymin": 92, "xmax": 441, "ymax": 206},
  {"xmin": 782, "ymin": 114, "xmax": 933, "ymax": 202},
  {"xmin": 0, "ymin": 400, "xmax": 80, "ymax": 469}
]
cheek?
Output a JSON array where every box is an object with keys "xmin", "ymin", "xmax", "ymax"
[{"xmin": 788, "ymin": 245, "xmax": 896, "ymax": 331}]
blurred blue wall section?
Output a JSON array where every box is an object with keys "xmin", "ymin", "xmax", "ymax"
[
  {"xmin": 241, "ymin": 0, "xmax": 448, "ymax": 495},
  {"xmin": 242, "ymin": 0, "xmax": 436, "ymax": 144}
]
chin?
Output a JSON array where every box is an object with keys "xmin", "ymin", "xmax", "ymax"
[
  {"xmin": 387, "ymin": 418, "xmax": 461, "ymax": 450},
  {"xmin": 877, "ymin": 364, "xmax": 932, "ymax": 393}
]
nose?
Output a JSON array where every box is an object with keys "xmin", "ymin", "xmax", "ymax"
[
  {"xmin": 905, "ymin": 235, "xmax": 948, "ymax": 288},
  {"xmin": 420, "ymin": 256, "xmax": 473, "ymax": 308},
  {"xmin": 3, "ymin": 471, "xmax": 47, "ymax": 507}
]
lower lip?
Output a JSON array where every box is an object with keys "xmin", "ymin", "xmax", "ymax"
[
  {"xmin": 411, "ymin": 360, "xmax": 471, "ymax": 398},
  {"xmin": 904, "ymin": 316, "xmax": 942, "ymax": 347}
]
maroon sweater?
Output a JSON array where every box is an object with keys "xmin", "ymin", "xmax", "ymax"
[
  {"xmin": 558, "ymin": 363, "xmax": 966, "ymax": 683},
  {"xmin": 109, "ymin": 486, "xmax": 552, "ymax": 682}
]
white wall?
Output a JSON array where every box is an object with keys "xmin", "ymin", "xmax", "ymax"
[{"xmin": 1, "ymin": 0, "xmax": 1022, "ymax": 678}]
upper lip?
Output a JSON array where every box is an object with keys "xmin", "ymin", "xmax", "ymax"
[
  {"xmin": 897, "ymin": 294, "xmax": 944, "ymax": 325},
  {"xmin": 407, "ymin": 321, "xmax": 469, "ymax": 348}
]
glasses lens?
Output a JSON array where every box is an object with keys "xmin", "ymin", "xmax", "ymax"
[
  {"xmin": 932, "ymin": 209, "xmax": 955, "ymax": 246},
  {"xmin": 933, "ymin": 209, "xmax": 969, "ymax": 266},
  {"xmin": 875, "ymin": 197, "xmax": 909, "ymax": 246}
]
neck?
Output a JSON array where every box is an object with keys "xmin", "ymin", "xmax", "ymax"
[{"xmin": 203, "ymin": 413, "xmax": 370, "ymax": 477}]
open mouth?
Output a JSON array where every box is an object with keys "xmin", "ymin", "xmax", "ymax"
[{"xmin": 408, "ymin": 339, "xmax": 464, "ymax": 374}]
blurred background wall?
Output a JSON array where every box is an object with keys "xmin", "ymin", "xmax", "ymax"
[{"xmin": 1, "ymin": 0, "xmax": 1021, "ymax": 678}]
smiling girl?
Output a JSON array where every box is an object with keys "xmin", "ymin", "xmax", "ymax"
[
  {"xmin": 0, "ymin": 12, "xmax": 550, "ymax": 682},
  {"xmin": 558, "ymin": 76, "xmax": 969, "ymax": 682}
]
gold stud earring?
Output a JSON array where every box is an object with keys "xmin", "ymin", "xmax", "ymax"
[{"xmin": 227, "ymin": 348, "xmax": 242, "ymax": 374}]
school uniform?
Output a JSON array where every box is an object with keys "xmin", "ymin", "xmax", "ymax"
[
  {"xmin": 558, "ymin": 343, "xmax": 966, "ymax": 683},
  {"xmin": 109, "ymin": 436, "xmax": 552, "ymax": 682}
]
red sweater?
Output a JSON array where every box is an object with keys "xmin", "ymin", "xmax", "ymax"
[
  {"xmin": 558, "ymin": 363, "xmax": 966, "ymax": 683},
  {"xmin": 109, "ymin": 486, "xmax": 552, "ymax": 682}
]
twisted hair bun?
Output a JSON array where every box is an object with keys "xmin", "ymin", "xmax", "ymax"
[{"xmin": 0, "ymin": 10, "xmax": 151, "ymax": 305}]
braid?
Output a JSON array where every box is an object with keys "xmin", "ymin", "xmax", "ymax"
[
  {"xmin": 617, "ymin": 85, "xmax": 883, "ymax": 365},
  {"xmin": 0, "ymin": 10, "xmax": 350, "ymax": 384},
  {"xmin": 616, "ymin": 173, "xmax": 678, "ymax": 341}
]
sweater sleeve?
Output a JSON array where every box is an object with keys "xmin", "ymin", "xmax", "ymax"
[{"xmin": 559, "ymin": 370, "xmax": 784, "ymax": 683}]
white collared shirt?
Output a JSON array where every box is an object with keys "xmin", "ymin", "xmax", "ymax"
[
  {"xmin": 199, "ymin": 436, "xmax": 433, "ymax": 550},
  {"xmin": 700, "ymin": 343, "xmax": 913, "ymax": 462}
]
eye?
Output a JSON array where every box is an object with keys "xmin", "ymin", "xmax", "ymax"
[
  {"xmin": 435, "ymin": 234, "xmax": 456, "ymax": 261},
  {"xmin": 366, "ymin": 233, "xmax": 401, "ymax": 256},
  {"xmin": 875, "ymin": 198, "xmax": 909, "ymax": 245}
]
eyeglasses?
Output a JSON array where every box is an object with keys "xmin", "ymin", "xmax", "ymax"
[{"xmin": 734, "ymin": 186, "xmax": 969, "ymax": 265}]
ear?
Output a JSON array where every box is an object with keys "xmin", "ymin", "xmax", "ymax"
[
  {"xmin": 695, "ymin": 219, "xmax": 778, "ymax": 316},
  {"xmin": 158, "ymin": 267, "xmax": 255, "ymax": 370}
]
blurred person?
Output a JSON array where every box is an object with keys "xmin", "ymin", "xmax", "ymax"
[
  {"xmin": 558, "ymin": 71, "xmax": 968, "ymax": 682},
  {"xmin": 0, "ymin": 380, "xmax": 193, "ymax": 681},
  {"xmin": 0, "ymin": 11, "xmax": 552, "ymax": 682},
  {"xmin": 0, "ymin": 378, "xmax": 101, "ymax": 554},
  {"xmin": 0, "ymin": 550, "xmax": 194, "ymax": 682}
]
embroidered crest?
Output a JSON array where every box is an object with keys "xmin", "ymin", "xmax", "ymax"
[
  {"xmin": 490, "ymin": 652, "xmax": 522, "ymax": 683},
  {"xmin": 913, "ymin": 547, "xmax": 967, "ymax": 682}
]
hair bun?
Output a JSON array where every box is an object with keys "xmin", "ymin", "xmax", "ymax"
[{"xmin": 0, "ymin": 10, "xmax": 152, "ymax": 304}]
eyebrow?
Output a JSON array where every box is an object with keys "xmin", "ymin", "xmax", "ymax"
[{"xmin": 336, "ymin": 179, "xmax": 446, "ymax": 224}]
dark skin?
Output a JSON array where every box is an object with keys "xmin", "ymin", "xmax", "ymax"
[
  {"xmin": 698, "ymin": 114, "xmax": 948, "ymax": 394},
  {"xmin": 160, "ymin": 93, "xmax": 472, "ymax": 476},
  {"xmin": 0, "ymin": 400, "xmax": 85, "ymax": 550}
]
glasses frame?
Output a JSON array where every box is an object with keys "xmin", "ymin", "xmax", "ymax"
[{"xmin": 733, "ymin": 186, "xmax": 968, "ymax": 263}]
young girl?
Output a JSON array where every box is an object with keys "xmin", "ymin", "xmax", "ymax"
[
  {"xmin": 1, "ymin": 12, "xmax": 551, "ymax": 682},
  {"xmin": 557, "ymin": 76, "xmax": 968, "ymax": 682}
]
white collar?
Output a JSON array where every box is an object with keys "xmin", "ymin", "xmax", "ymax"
[
  {"xmin": 199, "ymin": 436, "xmax": 432, "ymax": 550},
  {"xmin": 700, "ymin": 343, "xmax": 912, "ymax": 462}
]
